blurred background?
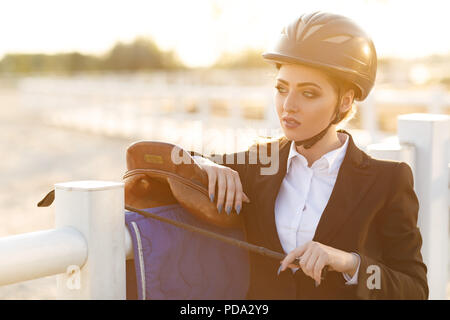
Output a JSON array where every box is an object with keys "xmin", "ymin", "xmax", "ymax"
[{"xmin": 0, "ymin": 0, "xmax": 449, "ymax": 299}]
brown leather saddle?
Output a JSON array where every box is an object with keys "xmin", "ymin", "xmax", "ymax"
[{"xmin": 123, "ymin": 141, "xmax": 242, "ymax": 228}]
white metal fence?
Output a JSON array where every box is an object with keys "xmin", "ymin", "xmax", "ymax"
[
  {"xmin": 17, "ymin": 76, "xmax": 450, "ymax": 149},
  {"xmin": 0, "ymin": 114, "xmax": 448, "ymax": 299}
]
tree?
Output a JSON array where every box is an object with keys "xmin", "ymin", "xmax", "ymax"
[
  {"xmin": 0, "ymin": 37, "xmax": 185, "ymax": 74},
  {"xmin": 102, "ymin": 37, "xmax": 183, "ymax": 71},
  {"xmin": 213, "ymin": 48, "xmax": 269, "ymax": 69}
]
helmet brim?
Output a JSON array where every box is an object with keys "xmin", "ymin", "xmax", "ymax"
[{"xmin": 262, "ymin": 52, "xmax": 369, "ymax": 101}]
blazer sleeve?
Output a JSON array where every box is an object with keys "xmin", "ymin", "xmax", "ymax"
[{"xmin": 355, "ymin": 162, "xmax": 429, "ymax": 299}]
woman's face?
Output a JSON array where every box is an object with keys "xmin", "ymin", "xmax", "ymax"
[{"xmin": 274, "ymin": 63, "xmax": 340, "ymax": 142}]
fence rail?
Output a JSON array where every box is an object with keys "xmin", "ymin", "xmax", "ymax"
[
  {"xmin": 0, "ymin": 225, "xmax": 134, "ymax": 287},
  {"xmin": 0, "ymin": 227, "xmax": 87, "ymax": 286},
  {"xmin": 17, "ymin": 77, "xmax": 450, "ymax": 149}
]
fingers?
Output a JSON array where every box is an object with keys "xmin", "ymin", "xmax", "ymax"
[
  {"xmin": 299, "ymin": 244, "xmax": 329, "ymax": 285},
  {"xmin": 207, "ymin": 169, "xmax": 217, "ymax": 203},
  {"xmin": 232, "ymin": 172, "xmax": 243, "ymax": 215},
  {"xmin": 224, "ymin": 170, "xmax": 236, "ymax": 215},
  {"xmin": 302, "ymin": 249, "xmax": 319, "ymax": 281},
  {"xmin": 298, "ymin": 247, "xmax": 313, "ymax": 274},
  {"xmin": 280, "ymin": 242, "xmax": 308, "ymax": 271},
  {"xmin": 242, "ymin": 192, "xmax": 251, "ymax": 203},
  {"xmin": 279, "ymin": 242, "xmax": 330, "ymax": 286},
  {"xmin": 215, "ymin": 169, "xmax": 227, "ymax": 213},
  {"xmin": 313, "ymin": 255, "xmax": 327, "ymax": 285},
  {"xmin": 213, "ymin": 167, "xmax": 238, "ymax": 215},
  {"xmin": 203, "ymin": 163, "xmax": 249, "ymax": 215}
]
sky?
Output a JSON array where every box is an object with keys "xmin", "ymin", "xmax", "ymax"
[{"xmin": 0, "ymin": 0, "xmax": 449, "ymax": 67}]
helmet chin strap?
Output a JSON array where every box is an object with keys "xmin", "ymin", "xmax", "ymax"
[{"xmin": 293, "ymin": 94, "xmax": 342, "ymax": 149}]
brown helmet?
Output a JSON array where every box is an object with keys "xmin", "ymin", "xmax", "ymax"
[{"xmin": 262, "ymin": 11, "xmax": 377, "ymax": 101}]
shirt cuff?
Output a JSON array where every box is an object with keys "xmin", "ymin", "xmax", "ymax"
[{"xmin": 342, "ymin": 252, "xmax": 360, "ymax": 285}]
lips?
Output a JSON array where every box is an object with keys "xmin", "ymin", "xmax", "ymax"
[{"xmin": 282, "ymin": 116, "xmax": 301, "ymax": 127}]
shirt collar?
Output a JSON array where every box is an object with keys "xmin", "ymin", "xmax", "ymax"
[{"xmin": 286, "ymin": 132, "xmax": 349, "ymax": 175}]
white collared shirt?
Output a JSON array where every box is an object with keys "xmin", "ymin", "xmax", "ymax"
[{"xmin": 275, "ymin": 132, "xmax": 360, "ymax": 284}]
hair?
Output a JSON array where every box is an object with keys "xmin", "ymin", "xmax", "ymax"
[{"xmin": 275, "ymin": 63, "xmax": 357, "ymax": 126}]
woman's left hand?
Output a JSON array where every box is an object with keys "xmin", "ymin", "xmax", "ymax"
[{"xmin": 279, "ymin": 240, "xmax": 358, "ymax": 285}]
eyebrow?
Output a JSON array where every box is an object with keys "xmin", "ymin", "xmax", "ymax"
[{"xmin": 276, "ymin": 78, "xmax": 322, "ymax": 90}]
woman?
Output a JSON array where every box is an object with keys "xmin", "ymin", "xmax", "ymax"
[{"xmin": 192, "ymin": 11, "xmax": 428, "ymax": 299}]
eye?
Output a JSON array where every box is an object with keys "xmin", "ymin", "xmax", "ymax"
[
  {"xmin": 275, "ymin": 85, "xmax": 288, "ymax": 94},
  {"xmin": 303, "ymin": 91, "xmax": 317, "ymax": 98}
]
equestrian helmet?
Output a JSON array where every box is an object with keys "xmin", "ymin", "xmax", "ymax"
[{"xmin": 262, "ymin": 11, "xmax": 377, "ymax": 101}]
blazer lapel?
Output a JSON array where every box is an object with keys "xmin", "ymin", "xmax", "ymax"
[
  {"xmin": 252, "ymin": 136, "xmax": 291, "ymax": 253},
  {"xmin": 312, "ymin": 130, "xmax": 376, "ymax": 245}
]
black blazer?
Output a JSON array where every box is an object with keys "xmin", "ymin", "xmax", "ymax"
[{"xmin": 191, "ymin": 129, "xmax": 428, "ymax": 300}]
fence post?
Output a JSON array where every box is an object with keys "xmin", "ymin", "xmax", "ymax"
[
  {"xmin": 429, "ymin": 85, "xmax": 445, "ymax": 114},
  {"xmin": 366, "ymin": 142, "xmax": 416, "ymax": 177},
  {"xmin": 360, "ymin": 93, "xmax": 379, "ymax": 143},
  {"xmin": 397, "ymin": 113, "xmax": 449, "ymax": 300},
  {"xmin": 54, "ymin": 180, "xmax": 126, "ymax": 299}
]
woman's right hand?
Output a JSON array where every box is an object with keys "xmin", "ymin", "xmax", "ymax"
[{"xmin": 194, "ymin": 156, "xmax": 250, "ymax": 215}]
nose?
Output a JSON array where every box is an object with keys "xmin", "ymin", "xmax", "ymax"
[{"xmin": 282, "ymin": 92, "xmax": 300, "ymax": 113}]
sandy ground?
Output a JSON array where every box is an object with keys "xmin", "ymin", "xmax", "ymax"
[{"xmin": 0, "ymin": 87, "xmax": 448, "ymax": 299}]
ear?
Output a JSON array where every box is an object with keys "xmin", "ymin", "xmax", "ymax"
[{"xmin": 339, "ymin": 89, "xmax": 355, "ymax": 113}]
